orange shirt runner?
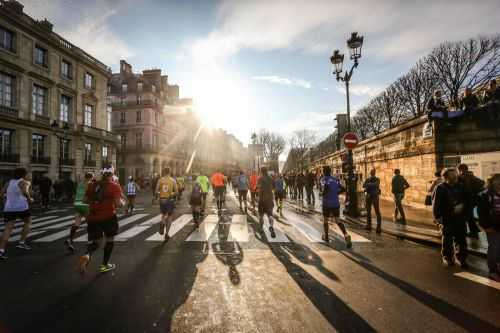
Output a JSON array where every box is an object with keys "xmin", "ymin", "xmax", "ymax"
[{"xmin": 211, "ymin": 172, "xmax": 225, "ymax": 187}]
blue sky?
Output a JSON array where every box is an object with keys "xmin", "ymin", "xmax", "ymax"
[{"xmin": 22, "ymin": 0, "xmax": 500, "ymax": 146}]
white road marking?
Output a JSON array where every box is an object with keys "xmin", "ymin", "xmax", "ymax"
[
  {"xmin": 228, "ymin": 215, "xmax": 249, "ymax": 242},
  {"xmin": 285, "ymin": 211, "xmax": 324, "ymax": 242},
  {"xmin": 454, "ymin": 272, "xmax": 500, "ymax": 291},
  {"xmin": 131, "ymin": 214, "xmax": 191, "ymax": 241},
  {"xmin": 33, "ymin": 229, "xmax": 71, "ymax": 242},
  {"xmin": 71, "ymin": 214, "xmax": 149, "ymax": 243},
  {"xmin": 10, "ymin": 230, "xmax": 45, "ymax": 242},
  {"xmin": 1, "ymin": 215, "xmax": 59, "ymax": 231},
  {"xmin": 185, "ymin": 215, "xmax": 219, "ymax": 242},
  {"xmin": 10, "ymin": 216, "xmax": 74, "ymax": 235}
]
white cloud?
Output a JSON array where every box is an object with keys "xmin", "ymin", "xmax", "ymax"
[
  {"xmin": 252, "ymin": 75, "xmax": 312, "ymax": 89},
  {"xmin": 280, "ymin": 111, "xmax": 337, "ymax": 139},
  {"xmin": 336, "ymin": 84, "xmax": 384, "ymax": 97},
  {"xmin": 191, "ymin": 0, "xmax": 500, "ymax": 65},
  {"xmin": 21, "ymin": 0, "xmax": 133, "ymax": 66},
  {"xmin": 322, "ymin": 87, "xmax": 329, "ymax": 91}
]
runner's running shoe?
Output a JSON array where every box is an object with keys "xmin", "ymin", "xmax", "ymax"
[
  {"xmin": 269, "ymin": 226, "xmax": 276, "ymax": 238},
  {"xmin": 158, "ymin": 222, "xmax": 165, "ymax": 235},
  {"xmin": 16, "ymin": 243, "xmax": 31, "ymax": 250},
  {"xmin": 100, "ymin": 263, "xmax": 116, "ymax": 273},
  {"xmin": 345, "ymin": 235, "xmax": 352, "ymax": 249},
  {"xmin": 164, "ymin": 235, "xmax": 170, "ymax": 243},
  {"xmin": 65, "ymin": 239, "xmax": 75, "ymax": 253},
  {"xmin": 79, "ymin": 254, "xmax": 90, "ymax": 274}
]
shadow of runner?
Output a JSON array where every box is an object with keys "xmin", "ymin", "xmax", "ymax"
[
  {"xmin": 340, "ymin": 251, "xmax": 500, "ymax": 332},
  {"xmin": 212, "ymin": 214, "xmax": 244, "ymax": 285},
  {"xmin": 247, "ymin": 221, "xmax": 375, "ymax": 333}
]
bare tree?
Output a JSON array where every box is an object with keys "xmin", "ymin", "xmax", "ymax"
[
  {"xmin": 257, "ymin": 129, "xmax": 286, "ymax": 162},
  {"xmin": 424, "ymin": 35, "xmax": 500, "ymax": 104},
  {"xmin": 357, "ymin": 105, "xmax": 386, "ymax": 136},
  {"xmin": 370, "ymin": 85, "xmax": 406, "ymax": 129},
  {"xmin": 352, "ymin": 115, "xmax": 371, "ymax": 140},
  {"xmin": 289, "ymin": 129, "xmax": 317, "ymax": 152}
]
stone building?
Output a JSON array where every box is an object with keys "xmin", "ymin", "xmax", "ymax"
[
  {"xmin": 109, "ymin": 60, "xmax": 197, "ymax": 181},
  {"xmin": 0, "ymin": 0, "xmax": 117, "ymax": 185}
]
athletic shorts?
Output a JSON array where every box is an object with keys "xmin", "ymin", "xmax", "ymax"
[
  {"xmin": 238, "ymin": 190, "xmax": 248, "ymax": 198},
  {"xmin": 74, "ymin": 203, "xmax": 89, "ymax": 216},
  {"xmin": 258, "ymin": 201, "xmax": 274, "ymax": 216},
  {"xmin": 159, "ymin": 198, "xmax": 176, "ymax": 215},
  {"xmin": 274, "ymin": 191, "xmax": 284, "ymax": 201},
  {"xmin": 87, "ymin": 215, "xmax": 119, "ymax": 241},
  {"xmin": 127, "ymin": 194, "xmax": 136, "ymax": 199},
  {"xmin": 214, "ymin": 186, "xmax": 225, "ymax": 198},
  {"xmin": 3, "ymin": 209, "xmax": 31, "ymax": 222},
  {"xmin": 323, "ymin": 206, "xmax": 340, "ymax": 218}
]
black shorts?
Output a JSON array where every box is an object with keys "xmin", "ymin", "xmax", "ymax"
[
  {"xmin": 323, "ymin": 206, "xmax": 340, "ymax": 218},
  {"xmin": 87, "ymin": 215, "xmax": 119, "ymax": 241},
  {"xmin": 214, "ymin": 186, "xmax": 225, "ymax": 198},
  {"xmin": 258, "ymin": 201, "xmax": 274, "ymax": 216},
  {"xmin": 238, "ymin": 190, "xmax": 248, "ymax": 198},
  {"xmin": 274, "ymin": 191, "xmax": 284, "ymax": 201},
  {"xmin": 3, "ymin": 210, "xmax": 31, "ymax": 222},
  {"xmin": 127, "ymin": 194, "xmax": 136, "ymax": 199}
]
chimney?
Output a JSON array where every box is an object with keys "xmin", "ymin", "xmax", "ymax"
[
  {"xmin": 142, "ymin": 69, "xmax": 162, "ymax": 86},
  {"xmin": 120, "ymin": 60, "xmax": 132, "ymax": 75}
]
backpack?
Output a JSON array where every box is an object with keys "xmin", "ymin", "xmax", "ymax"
[
  {"xmin": 91, "ymin": 181, "xmax": 107, "ymax": 203},
  {"xmin": 190, "ymin": 183, "xmax": 202, "ymax": 205}
]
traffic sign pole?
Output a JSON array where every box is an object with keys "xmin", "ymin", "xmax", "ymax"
[{"xmin": 342, "ymin": 132, "xmax": 360, "ymax": 217}]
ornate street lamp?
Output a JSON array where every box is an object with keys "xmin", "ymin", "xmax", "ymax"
[
  {"xmin": 51, "ymin": 120, "xmax": 70, "ymax": 180},
  {"xmin": 330, "ymin": 32, "xmax": 364, "ymax": 217}
]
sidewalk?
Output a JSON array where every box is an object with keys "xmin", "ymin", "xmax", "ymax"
[{"xmin": 285, "ymin": 189, "xmax": 488, "ymax": 256}]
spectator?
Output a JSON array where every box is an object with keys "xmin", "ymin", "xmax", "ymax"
[
  {"xmin": 391, "ymin": 169, "xmax": 410, "ymax": 224},
  {"xmin": 432, "ymin": 168, "xmax": 468, "ymax": 268},
  {"xmin": 429, "ymin": 170, "xmax": 444, "ymax": 194},
  {"xmin": 460, "ymin": 87, "xmax": 479, "ymax": 114},
  {"xmin": 482, "ymin": 79, "xmax": 500, "ymax": 104},
  {"xmin": 305, "ymin": 170, "xmax": 316, "ymax": 206},
  {"xmin": 427, "ymin": 90, "xmax": 447, "ymax": 118},
  {"xmin": 296, "ymin": 171, "xmax": 306, "ymax": 202},
  {"xmin": 477, "ymin": 174, "xmax": 500, "ymax": 282},
  {"xmin": 363, "ymin": 169, "xmax": 382, "ymax": 234},
  {"xmin": 38, "ymin": 173, "xmax": 52, "ymax": 210},
  {"xmin": 457, "ymin": 164, "xmax": 484, "ymax": 238}
]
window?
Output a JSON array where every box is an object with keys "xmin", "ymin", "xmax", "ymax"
[
  {"xmin": 136, "ymin": 111, "xmax": 142, "ymax": 123},
  {"xmin": 0, "ymin": 129, "xmax": 13, "ymax": 155},
  {"xmin": 106, "ymin": 105, "xmax": 112, "ymax": 132},
  {"xmin": 135, "ymin": 132, "xmax": 142, "ymax": 148},
  {"xmin": 153, "ymin": 134, "xmax": 158, "ymax": 147},
  {"xmin": 121, "ymin": 83, "xmax": 127, "ymax": 94},
  {"xmin": 84, "ymin": 104, "xmax": 93, "ymax": 127},
  {"xmin": 34, "ymin": 45, "xmax": 48, "ymax": 66},
  {"xmin": 84, "ymin": 143, "xmax": 92, "ymax": 162},
  {"xmin": 32, "ymin": 84, "xmax": 46, "ymax": 116},
  {"xmin": 60, "ymin": 95, "xmax": 71, "ymax": 123},
  {"xmin": 152, "ymin": 84, "xmax": 156, "ymax": 93},
  {"xmin": 0, "ymin": 26, "xmax": 15, "ymax": 52},
  {"xmin": 136, "ymin": 95, "xmax": 142, "ymax": 104},
  {"xmin": 107, "ymin": 85, "xmax": 111, "ymax": 94},
  {"xmin": 155, "ymin": 111, "xmax": 160, "ymax": 125},
  {"xmin": 61, "ymin": 60, "xmax": 72, "ymax": 79},
  {"xmin": 32, "ymin": 134, "xmax": 44, "ymax": 158},
  {"xmin": 137, "ymin": 82, "xmax": 143, "ymax": 92},
  {"xmin": 120, "ymin": 111, "xmax": 126, "ymax": 124},
  {"xmin": 84, "ymin": 72, "xmax": 94, "ymax": 89},
  {"xmin": 0, "ymin": 72, "xmax": 14, "ymax": 107},
  {"xmin": 121, "ymin": 134, "xmax": 127, "ymax": 148},
  {"xmin": 102, "ymin": 146, "xmax": 109, "ymax": 161},
  {"xmin": 60, "ymin": 139, "xmax": 70, "ymax": 160}
]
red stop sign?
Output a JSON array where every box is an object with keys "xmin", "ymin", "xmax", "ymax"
[{"xmin": 343, "ymin": 132, "xmax": 359, "ymax": 150}]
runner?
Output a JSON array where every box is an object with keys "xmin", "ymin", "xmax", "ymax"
[
  {"xmin": 176, "ymin": 174, "xmax": 185, "ymax": 200},
  {"xmin": 189, "ymin": 176, "xmax": 203, "ymax": 227},
  {"xmin": 65, "ymin": 172, "xmax": 94, "ymax": 253},
  {"xmin": 274, "ymin": 173, "xmax": 285, "ymax": 217},
  {"xmin": 237, "ymin": 170, "xmax": 249, "ymax": 213},
  {"xmin": 79, "ymin": 165, "xmax": 124, "ymax": 274},
  {"xmin": 156, "ymin": 168, "xmax": 178, "ymax": 242},
  {"xmin": 0, "ymin": 168, "xmax": 33, "ymax": 260},
  {"xmin": 231, "ymin": 174, "xmax": 239, "ymax": 196},
  {"xmin": 258, "ymin": 167, "xmax": 276, "ymax": 238},
  {"xmin": 196, "ymin": 173, "xmax": 210, "ymax": 215},
  {"xmin": 249, "ymin": 170, "xmax": 258, "ymax": 211},
  {"xmin": 211, "ymin": 169, "xmax": 226, "ymax": 216},
  {"xmin": 125, "ymin": 176, "xmax": 140, "ymax": 215},
  {"xmin": 320, "ymin": 166, "xmax": 352, "ymax": 248}
]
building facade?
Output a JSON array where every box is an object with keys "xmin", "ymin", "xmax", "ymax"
[
  {"xmin": 109, "ymin": 60, "xmax": 197, "ymax": 181},
  {"xmin": 0, "ymin": 0, "xmax": 117, "ymax": 185}
]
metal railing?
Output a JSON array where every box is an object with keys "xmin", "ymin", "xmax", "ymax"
[
  {"xmin": 0, "ymin": 105, "xmax": 18, "ymax": 118},
  {"xmin": 31, "ymin": 156, "xmax": 51, "ymax": 164},
  {"xmin": 60, "ymin": 158, "xmax": 75, "ymax": 166},
  {"xmin": 0, "ymin": 153, "xmax": 19, "ymax": 163}
]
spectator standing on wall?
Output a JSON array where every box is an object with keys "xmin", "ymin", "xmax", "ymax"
[
  {"xmin": 460, "ymin": 87, "xmax": 479, "ymax": 115},
  {"xmin": 391, "ymin": 169, "xmax": 410, "ymax": 224},
  {"xmin": 363, "ymin": 169, "xmax": 382, "ymax": 234},
  {"xmin": 432, "ymin": 168, "xmax": 469, "ymax": 268},
  {"xmin": 457, "ymin": 164, "xmax": 485, "ymax": 239}
]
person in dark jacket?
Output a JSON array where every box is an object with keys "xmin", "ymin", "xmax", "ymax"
[
  {"xmin": 363, "ymin": 169, "xmax": 382, "ymax": 234},
  {"xmin": 432, "ymin": 168, "xmax": 469, "ymax": 268},
  {"xmin": 477, "ymin": 174, "xmax": 500, "ymax": 282},
  {"xmin": 391, "ymin": 169, "xmax": 410, "ymax": 224},
  {"xmin": 305, "ymin": 170, "xmax": 316, "ymax": 206},
  {"xmin": 296, "ymin": 171, "xmax": 306, "ymax": 202},
  {"xmin": 459, "ymin": 87, "xmax": 479, "ymax": 114},
  {"xmin": 457, "ymin": 164, "xmax": 484, "ymax": 238},
  {"xmin": 38, "ymin": 173, "xmax": 52, "ymax": 210}
]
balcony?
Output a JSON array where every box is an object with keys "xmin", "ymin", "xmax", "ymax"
[
  {"xmin": 34, "ymin": 114, "xmax": 51, "ymax": 125},
  {"xmin": 0, "ymin": 153, "xmax": 19, "ymax": 163},
  {"xmin": 84, "ymin": 159, "xmax": 96, "ymax": 167},
  {"xmin": 79, "ymin": 125, "xmax": 119, "ymax": 142},
  {"xmin": 31, "ymin": 156, "xmax": 51, "ymax": 164},
  {"xmin": 60, "ymin": 158, "xmax": 75, "ymax": 166},
  {"xmin": 120, "ymin": 144, "xmax": 161, "ymax": 154},
  {"xmin": 0, "ymin": 106, "xmax": 19, "ymax": 119}
]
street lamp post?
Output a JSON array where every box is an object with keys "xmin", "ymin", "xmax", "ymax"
[
  {"xmin": 330, "ymin": 32, "xmax": 364, "ymax": 217},
  {"xmin": 51, "ymin": 121, "xmax": 70, "ymax": 180}
]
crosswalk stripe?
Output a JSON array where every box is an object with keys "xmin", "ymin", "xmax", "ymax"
[
  {"xmin": 454, "ymin": 272, "xmax": 500, "ymax": 291},
  {"xmin": 185, "ymin": 215, "xmax": 219, "ymax": 242},
  {"xmin": 286, "ymin": 211, "xmax": 324, "ymax": 242},
  {"xmin": 33, "ymin": 229, "xmax": 71, "ymax": 242},
  {"xmin": 117, "ymin": 214, "xmax": 162, "ymax": 241},
  {"xmin": 10, "ymin": 216, "xmax": 74, "ymax": 235},
  {"xmin": 145, "ymin": 214, "xmax": 192, "ymax": 241},
  {"xmin": 228, "ymin": 215, "xmax": 249, "ymax": 242},
  {"xmin": 1, "ymin": 215, "xmax": 58, "ymax": 231},
  {"xmin": 73, "ymin": 214, "xmax": 149, "ymax": 242},
  {"xmin": 10, "ymin": 230, "xmax": 46, "ymax": 242},
  {"xmin": 40, "ymin": 220, "xmax": 75, "ymax": 230}
]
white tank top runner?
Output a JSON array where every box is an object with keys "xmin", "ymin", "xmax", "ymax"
[
  {"xmin": 127, "ymin": 182, "xmax": 137, "ymax": 195},
  {"xmin": 4, "ymin": 179, "xmax": 29, "ymax": 212}
]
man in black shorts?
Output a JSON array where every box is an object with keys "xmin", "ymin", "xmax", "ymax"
[
  {"xmin": 79, "ymin": 166, "xmax": 124, "ymax": 274},
  {"xmin": 258, "ymin": 167, "xmax": 276, "ymax": 238}
]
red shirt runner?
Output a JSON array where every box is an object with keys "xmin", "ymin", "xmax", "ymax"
[{"xmin": 85, "ymin": 180, "xmax": 123, "ymax": 223}]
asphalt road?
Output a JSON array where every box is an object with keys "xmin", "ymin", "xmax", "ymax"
[{"xmin": 0, "ymin": 189, "xmax": 499, "ymax": 333}]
